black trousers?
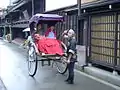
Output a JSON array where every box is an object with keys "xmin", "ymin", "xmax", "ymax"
[{"xmin": 67, "ymin": 61, "xmax": 75, "ymax": 81}]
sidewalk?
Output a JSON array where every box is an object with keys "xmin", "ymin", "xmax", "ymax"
[
  {"xmin": 0, "ymin": 78, "xmax": 7, "ymax": 90},
  {"xmin": 75, "ymin": 64, "xmax": 120, "ymax": 87},
  {"xmin": 12, "ymin": 38, "xmax": 25, "ymax": 46}
]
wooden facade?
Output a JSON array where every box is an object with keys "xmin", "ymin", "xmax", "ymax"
[
  {"xmin": 0, "ymin": 0, "xmax": 45, "ymax": 39},
  {"xmin": 79, "ymin": 0, "xmax": 120, "ymax": 71},
  {"xmin": 47, "ymin": 0, "xmax": 120, "ymax": 71}
]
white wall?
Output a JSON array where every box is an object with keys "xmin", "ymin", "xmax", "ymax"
[
  {"xmin": 46, "ymin": 0, "xmax": 77, "ymax": 11},
  {"xmin": 0, "ymin": 0, "xmax": 9, "ymax": 8},
  {"xmin": 0, "ymin": 0, "xmax": 18, "ymax": 8}
]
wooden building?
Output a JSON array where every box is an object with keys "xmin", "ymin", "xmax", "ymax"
[{"xmin": 0, "ymin": 0, "xmax": 45, "ymax": 39}]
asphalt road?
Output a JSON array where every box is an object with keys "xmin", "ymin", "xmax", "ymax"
[{"xmin": 0, "ymin": 40, "xmax": 119, "ymax": 90}]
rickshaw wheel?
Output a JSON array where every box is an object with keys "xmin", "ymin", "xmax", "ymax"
[
  {"xmin": 52, "ymin": 56, "xmax": 68, "ymax": 74},
  {"xmin": 27, "ymin": 44, "xmax": 38, "ymax": 77}
]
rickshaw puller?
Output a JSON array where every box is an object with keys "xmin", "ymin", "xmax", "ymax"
[{"xmin": 63, "ymin": 29, "xmax": 77, "ymax": 84}]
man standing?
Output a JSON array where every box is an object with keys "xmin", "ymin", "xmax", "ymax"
[{"xmin": 62, "ymin": 29, "xmax": 77, "ymax": 84}]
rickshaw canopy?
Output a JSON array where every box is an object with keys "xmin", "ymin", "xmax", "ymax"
[{"xmin": 29, "ymin": 14, "xmax": 64, "ymax": 24}]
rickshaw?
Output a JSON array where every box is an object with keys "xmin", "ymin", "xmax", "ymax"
[{"xmin": 27, "ymin": 14, "xmax": 68, "ymax": 77}]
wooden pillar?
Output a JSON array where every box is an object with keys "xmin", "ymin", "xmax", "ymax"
[
  {"xmin": 3, "ymin": 26, "xmax": 6, "ymax": 39},
  {"xmin": 34, "ymin": 0, "xmax": 45, "ymax": 14},
  {"xmin": 9, "ymin": 25, "xmax": 12, "ymax": 41},
  {"xmin": 32, "ymin": 0, "xmax": 34, "ymax": 16}
]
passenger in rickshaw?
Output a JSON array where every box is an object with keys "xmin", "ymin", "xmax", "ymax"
[
  {"xmin": 62, "ymin": 29, "xmax": 77, "ymax": 84},
  {"xmin": 34, "ymin": 22, "xmax": 45, "ymax": 40},
  {"xmin": 45, "ymin": 23, "xmax": 56, "ymax": 39},
  {"xmin": 35, "ymin": 22, "xmax": 45, "ymax": 36},
  {"xmin": 33, "ymin": 22, "xmax": 64, "ymax": 56}
]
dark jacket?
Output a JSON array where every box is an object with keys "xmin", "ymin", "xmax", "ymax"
[{"xmin": 67, "ymin": 37, "xmax": 77, "ymax": 62}]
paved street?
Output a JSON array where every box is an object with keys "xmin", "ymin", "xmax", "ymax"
[{"xmin": 0, "ymin": 40, "xmax": 120, "ymax": 90}]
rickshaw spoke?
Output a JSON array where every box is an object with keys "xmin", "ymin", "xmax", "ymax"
[
  {"xmin": 27, "ymin": 45, "xmax": 38, "ymax": 77},
  {"xmin": 53, "ymin": 57, "xmax": 67, "ymax": 74}
]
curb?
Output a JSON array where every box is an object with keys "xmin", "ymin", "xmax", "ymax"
[
  {"xmin": 11, "ymin": 41, "xmax": 22, "ymax": 46},
  {"xmin": 75, "ymin": 64, "xmax": 120, "ymax": 87}
]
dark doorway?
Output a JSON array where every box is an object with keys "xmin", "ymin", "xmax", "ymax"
[{"xmin": 78, "ymin": 19, "xmax": 87, "ymax": 45}]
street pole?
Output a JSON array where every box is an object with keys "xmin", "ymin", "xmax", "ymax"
[
  {"xmin": 77, "ymin": 0, "xmax": 81, "ymax": 44},
  {"xmin": 78, "ymin": 0, "xmax": 81, "ymax": 17},
  {"xmin": 32, "ymin": 0, "xmax": 34, "ymax": 16},
  {"xmin": 9, "ymin": 0, "xmax": 12, "ymax": 6}
]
